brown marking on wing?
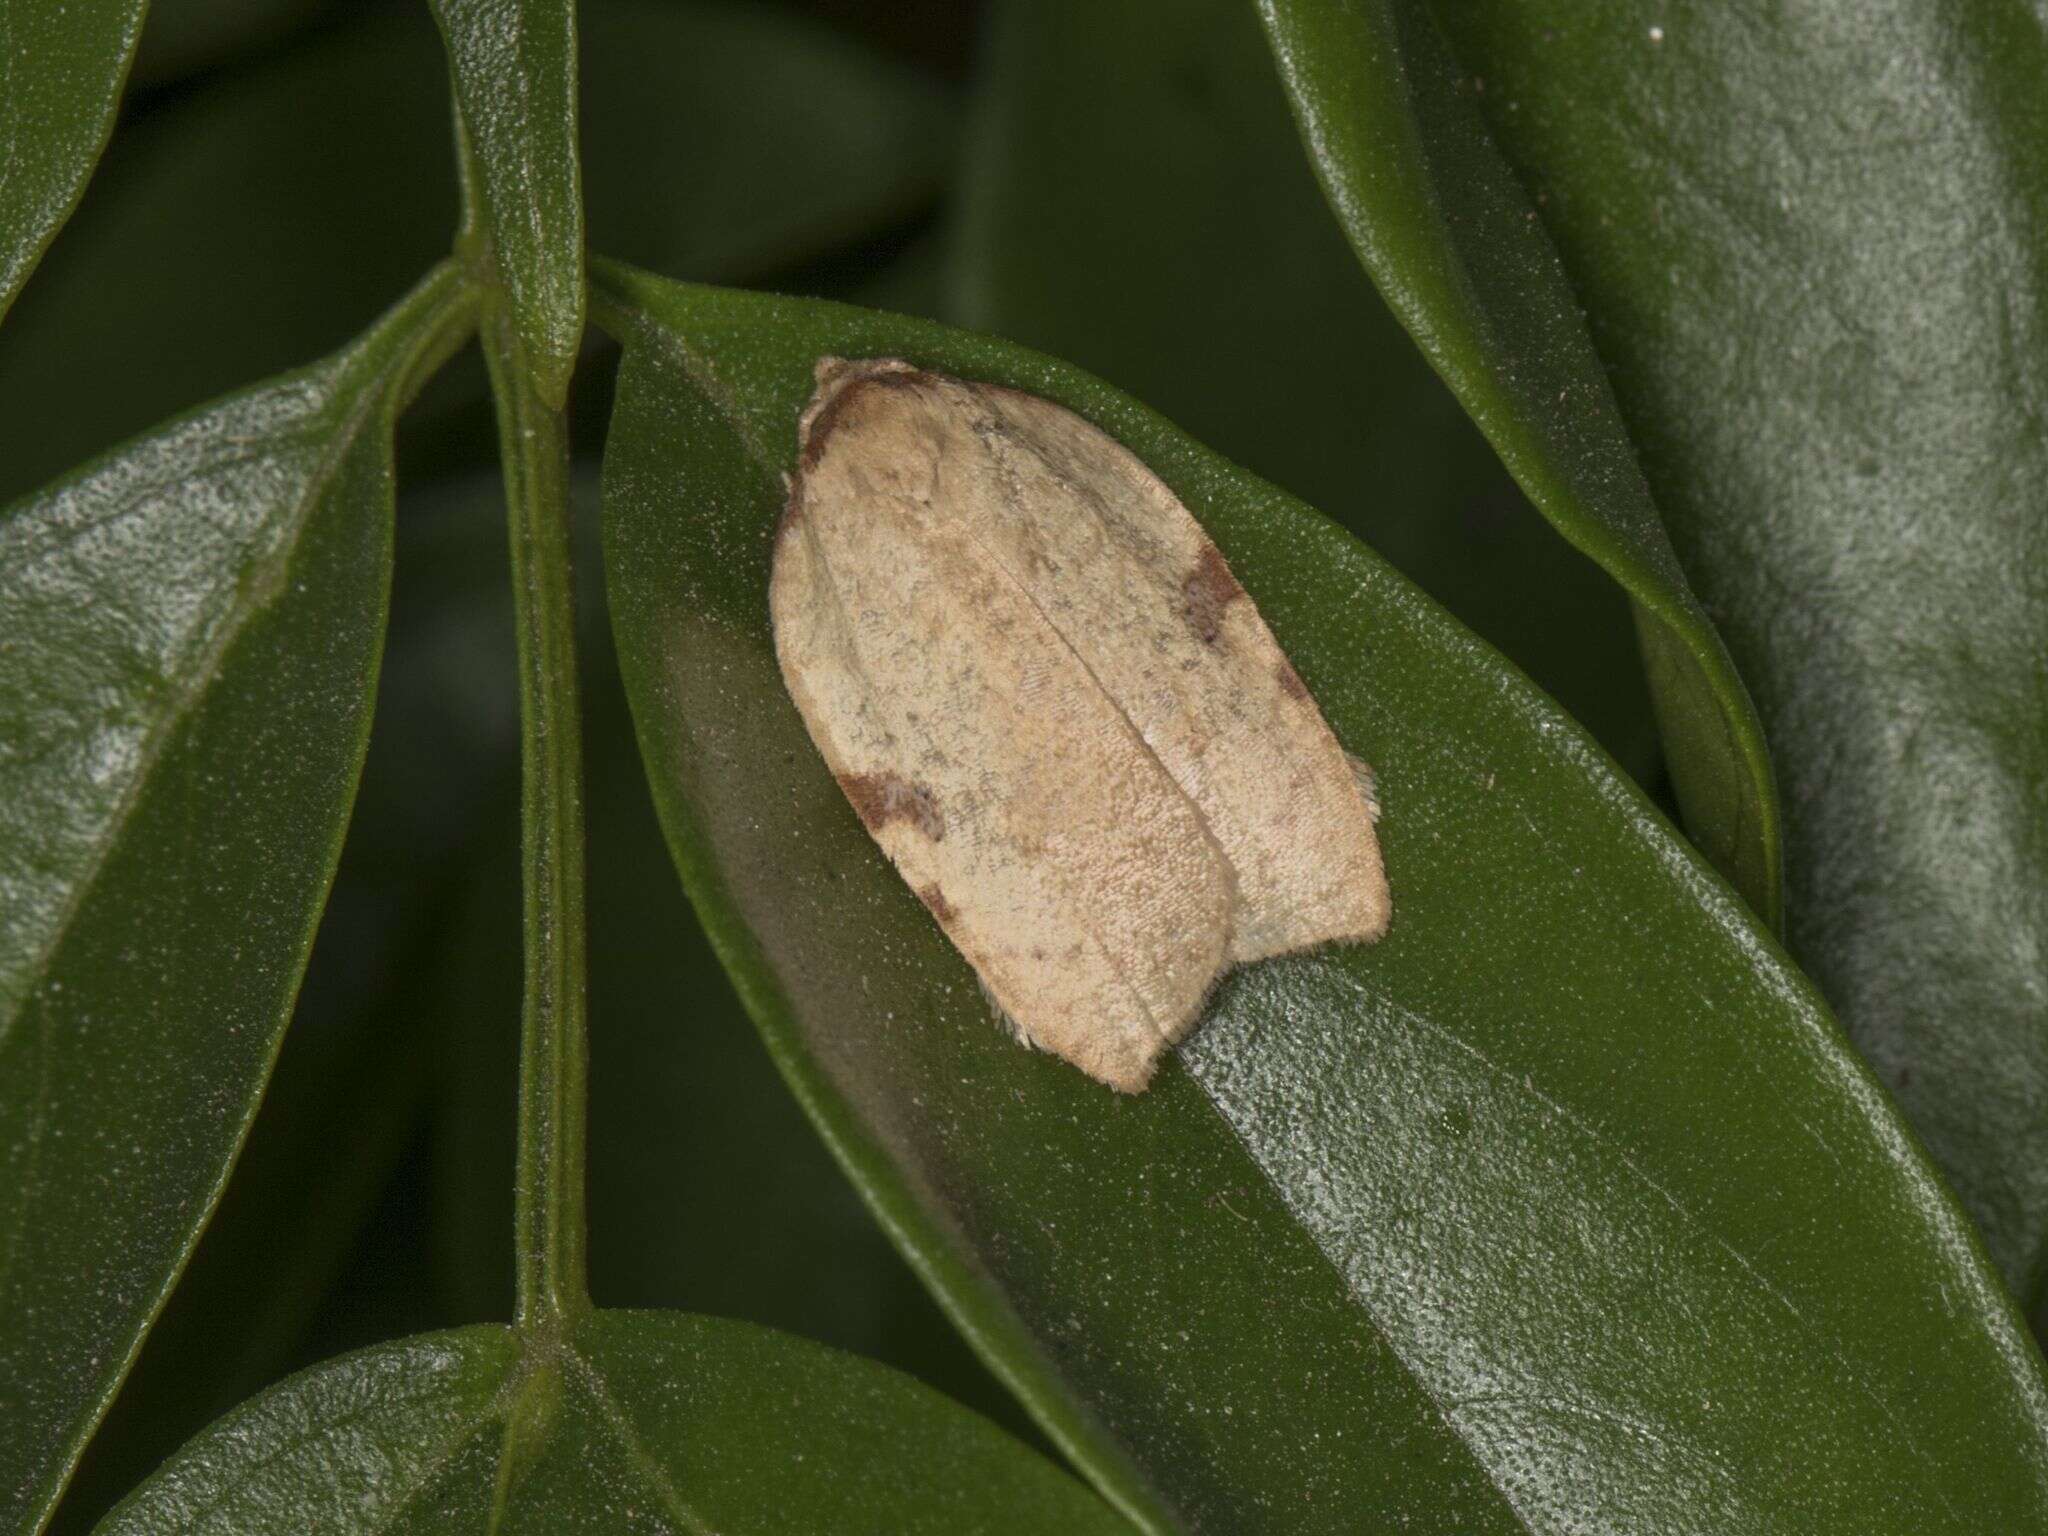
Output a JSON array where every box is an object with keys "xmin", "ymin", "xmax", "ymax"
[
  {"xmin": 916, "ymin": 883, "xmax": 958, "ymax": 924},
  {"xmin": 1275, "ymin": 657, "xmax": 1311, "ymax": 702},
  {"xmin": 839, "ymin": 771, "xmax": 946, "ymax": 841},
  {"xmin": 1182, "ymin": 542, "xmax": 1244, "ymax": 645},
  {"xmin": 799, "ymin": 368, "xmax": 928, "ymax": 471}
]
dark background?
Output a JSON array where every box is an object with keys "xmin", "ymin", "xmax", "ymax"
[{"xmin": 3, "ymin": 2, "xmax": 1659, "ymax": 1526}]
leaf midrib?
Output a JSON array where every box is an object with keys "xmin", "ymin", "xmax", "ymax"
[{"xmin": 561, "ymin": 1342, "xmax": 717, "ymax": 1536}]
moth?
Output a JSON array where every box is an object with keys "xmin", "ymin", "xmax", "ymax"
[{"xmin": 771, "ymin": 357, "xmax": 1389, "ymax": 1092}]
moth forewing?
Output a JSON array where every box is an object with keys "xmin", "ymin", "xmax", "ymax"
[
  {"xmin": 960, "ymin": 381, "xmax": 1390, "ymax": 962},
  {"xmin": 771, "ymin": 356, "xmax": 1389, "ymax": 1092}
]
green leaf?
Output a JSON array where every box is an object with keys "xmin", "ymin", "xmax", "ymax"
[
  {"xmin": 0, "ymin": 0, "xmax": 148, "ymax": 325},
  {"xmin": 93, "ymin": 1312, "xmax": 1132, "ymax": 1533},
  {"xmin": 0, "ymin": 265, "xmax": 473, "ymax": 1536},
  {"xmin": 46, "ymin": 486, "xmax": 538, "ymax": 1533},
  {"xmin": 594, "ymin": 262, "xmax": 2048, "ymax": 1533},
  {"xmin": 1411, "ymin": 0, "xmax": 2048, "ymax": 1320},
  {"xmin": 1254, "ymin": 0, "xmax": 1781, "ymax": 927},
  {"xmin": 432, "ymin": 0, "xmax": 584, "ymax": 406},
  {"xmin": 954, "ymin": 0, "xmax": 1659, "ymax": 784}
]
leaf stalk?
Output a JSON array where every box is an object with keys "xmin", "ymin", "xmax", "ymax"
[{"xmin": 482, "ymin": 303, "xmax": 591, "ymax": 1332}]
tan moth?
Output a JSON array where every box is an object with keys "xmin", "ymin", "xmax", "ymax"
[{"xmin": 771, "ymin": 357, "xmax": 1390, "ymax": 1092}]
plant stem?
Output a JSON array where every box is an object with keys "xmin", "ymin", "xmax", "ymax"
[
  {"xmin": 390, "ymin": 262, "xmax": 483, "ymax": 412},
  {"xmin": 482, "ymin": 303, "xmax": 591, "ymax": 1332}
]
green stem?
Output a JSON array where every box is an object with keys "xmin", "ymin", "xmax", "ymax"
[
  {"xmin": 390, "ymin": 262, "xmax": 483, "ymax": 412},
  {"xmin": 482, "ymin": 303, "xmax": 591, "ymax": 1332}
]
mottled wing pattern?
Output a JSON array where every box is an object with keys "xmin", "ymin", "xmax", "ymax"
[
  {"xmin": 773, "ymin": 366, "xmax": 1232, "ymax": 1091},
  {"xmin": 770, "ymin": 357, "xmax": 1389, "ymax": 1091},
  {"xmin": 955, "ymin": 378, "xmax": 1389, "ymax": 963}
]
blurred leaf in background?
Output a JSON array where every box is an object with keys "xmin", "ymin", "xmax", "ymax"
[
  {"xmin": 581, "ymin": 0, "xmax": 954, "ymax": 285},
  {"xmin": 127, "ymin": 0, "xmax": 329, "ymax": 86},
  {"xmin": 0, "ymin": 8, "xmax": 456, "ymax": 507},
  {"xmin": 0, "ymin": 0, "xmax": 957, "ymax": 506}
]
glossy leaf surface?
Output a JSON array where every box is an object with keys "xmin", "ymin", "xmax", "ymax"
[
  {"xmin": 45, "ymin": 481, "xmax": 540, "ymax": 1533},
  {"xmin": 1256, "ymin": 0, "xmax": 1779, "ymax": 926},
  {"xmin": 596, "ymin": 263, "xmax": 2048, "ymax": 1533},
  {"xmin": 955, "ymin": 0, "xmax": 1659, "ymax": 785},
  {"xmin": 431, "ymin": 0, "xmax": 584, "ymax": 404},
  {"xmin": 95, "ymin": 1313, "xmax": 1130, "ymax": 1534},
  {"xmin": 0, "ymin": 268, "xmax": 470, "ymax": 1536},
  {"xmin": 1413, "ymin": 0, "xmax": 2048, "ymax": 1318},
  {"xmin": 0, "ymin": 0, "xmax": 146, "ymax": 324}
]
